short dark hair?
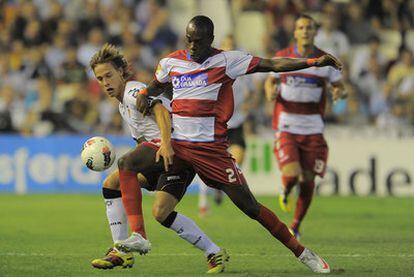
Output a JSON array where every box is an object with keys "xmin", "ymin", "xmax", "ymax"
[
  {"xmin": 90, "ymin": 43, "xmax": 130, "ymax": 79},
  {"xmin": 296, "ymin": 13, "xmax": 317, "ymax": 29},
  {"xmin": 189, "ymin": 15, "xmax": 214, "ymax": 37}
]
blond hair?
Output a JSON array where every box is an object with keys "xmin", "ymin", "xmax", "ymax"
[{"xmin": 90, "ymin": 43, "xmax": 130, "ymax": 79}]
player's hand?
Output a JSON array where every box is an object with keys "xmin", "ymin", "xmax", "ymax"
[
  {"xmin": 331, "ymin": 86, "xmax": 347, "ymax": 102},
  {"xmin": 156, "ymin": 142, "xmax": 175, "ymax": 171},
  {"xmin": 316, "ymin": 54, "xmax": 343, "ymax": 71},
  {"xmin": 136, "ymin": 94, "xmax": 150, "ymax": 116}
]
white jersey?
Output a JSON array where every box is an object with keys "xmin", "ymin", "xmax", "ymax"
[{"xmin": 119, "ymin": 81, "xmax": 170, "ymax": 141}]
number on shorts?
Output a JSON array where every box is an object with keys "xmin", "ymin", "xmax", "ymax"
[
  {"xmin": 314, "ymin": 159, "xmax": 325, "ymax": 174},
  {"xmin": 226, "ymin": 168, "xmax": 237, "ymax": 183}
]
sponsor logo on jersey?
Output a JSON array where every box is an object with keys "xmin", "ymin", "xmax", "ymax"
[
  {"xmin": 172, "ymin": 72, "xmax": 208, "ymax": 89},
  {"xmin": 128, "ymin": 87, "xmax": 140, "ymax": 98},
  {"xmin": 285, "ymin": 76, "xmax": 321, "ymax": 88}
]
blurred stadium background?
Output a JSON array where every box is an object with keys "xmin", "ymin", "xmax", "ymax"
[
  {"xmin": 1, "ymin": 1, "xmax": 414, "ymax": 276},
  {"xmin": 1, "ymin": 0, "xmax": 414, "ymax": 196}
]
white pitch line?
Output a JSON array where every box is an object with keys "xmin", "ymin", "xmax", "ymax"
[{"xmin": 2, "ymin": 253, "xmax": 414, "ymax": 258}]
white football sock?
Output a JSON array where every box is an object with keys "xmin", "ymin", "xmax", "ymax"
[
  {"xmin": 105, "ymin": 197, "xmax": 129, "ymax": 242},
  {"xmin": 170, "ymin": 213, "xmax": 220, "ymax": 256},
  {"xmin": 198, "ymin": 182, "xmax": 209, "ymax": 210}
]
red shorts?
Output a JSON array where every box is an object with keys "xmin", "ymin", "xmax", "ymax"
[
  {"xmin": 171, "ymin": 140, "xmax": 247, "ymax": 188},
  {"xmin": 273, "ymin": 132, "xmax": 328, "ymax": 177}
]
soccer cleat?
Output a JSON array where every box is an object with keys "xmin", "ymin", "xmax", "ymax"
[
  {"xmin": 298, "ymin": 248, "xmax": 330, "ymax": 273},
  {"xmin": 288, "ymin": 227, "xmax": 301, "ymax": 240},
  {"xmin": 114, "ymin": 232, "xmax": 151, "ymax": 254},
  {"xmin": 278, "ymin": 193, "xmax": 293, "ymax": 212},
  {"xmin": 206, "ymin": 248, "xmax": 230, "ymax": 274},
  {"xmin": 91, "ymin": 248, "xmax": 134, "ymax": 269}
]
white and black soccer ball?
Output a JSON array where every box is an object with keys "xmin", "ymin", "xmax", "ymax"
[{"xmin": 81, "ymin": 136, "xmax": 116, "ymax": 172}]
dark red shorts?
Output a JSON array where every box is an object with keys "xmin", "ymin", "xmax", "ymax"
[
  {"xmin": 273, "ymin": 132, "xmax": 328, "ymax": 177},
  {"xmin": 171, "ymin": 140, "xmax": 247, "ymax": 188}
]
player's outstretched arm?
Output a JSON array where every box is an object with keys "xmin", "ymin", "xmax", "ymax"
[
  {"xmin": 255, "ymin": 54, "xmax": 343, "ymax": 73},
  {"xmin": 152, "ymin": 103, "xmax": 174, "ymax": 171},
  {"xmin": 136, "ymin": 80, "xmax": 172, "ymax": 115}
]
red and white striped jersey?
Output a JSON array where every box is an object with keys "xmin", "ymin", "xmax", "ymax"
[
  {"xmin": 271, "ymin": 46, "xmax": 342, "ymax": 135},
  {"xmin": 155, "ymin": 48, "xmax": 260, "ymax": 142}
]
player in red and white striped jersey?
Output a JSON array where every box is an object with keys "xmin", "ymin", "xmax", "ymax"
[
  {"xmin": 135, "ymin": 15, "xmax": 342, "ymax": 273},
  {"xmin": 264, "ymin": 14, "xmax": 347, "ymax": 239}
]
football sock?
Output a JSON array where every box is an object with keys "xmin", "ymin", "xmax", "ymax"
[
  {"xmin": 257, "ymin": 204, "xmax": 304, "ymax": 257},
  {"xmin": 162, "ymin": 211, "xmax": 220, "ymax": 256},
  {"xmin": 119, "ymin": 170, "xmax": 146, "ymax": 238},
  {"xmin": 291, "ymin": 181, "xmax": 315, "ymax": 231},
  {"xmin": 282, "ymin": 175, "xmax": 298, "ymax": 195},
  {"xmin": 103, "ymin": 188, "xmax": 129, "ymax": 242},
  {"xmin": 198, "ymin": 182, "xmax": 209, "ymax": 211}
]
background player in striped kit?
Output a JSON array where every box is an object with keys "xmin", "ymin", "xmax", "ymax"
[{"xmin": 264, "ymin": 14, "xmax": 347, "ymax": 239}]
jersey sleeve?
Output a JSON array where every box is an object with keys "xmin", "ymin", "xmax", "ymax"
[
  {"xmin": 223, "ymin": 50, "xmax": 261, "ymax": 79},
  {"xmin": 155, "ymin": 58, "xmax": 171, "ymax": 83}
]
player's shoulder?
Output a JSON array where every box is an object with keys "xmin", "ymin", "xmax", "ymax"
[
  {"xmin": 123, "ymin": 81, "xmax": 146, "ymax": 103},
  {"xmin": 166, "ymin": 49, "xmax": 190, "ymax": 60}
]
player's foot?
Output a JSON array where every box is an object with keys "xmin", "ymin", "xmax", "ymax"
[
  {"xmin": 214, "ymin": 190, "xmax": 223, "ymax": 205},
  {"xmin": 206, "ymin": 248, "xmax": 230, "ymax": 274},
  {"xmin": 91, "ymin": 247, "xmax": 134, "ymax": 269},
  {"xmin": 114, "ymin": 232, "xmax": 151, "ymax": 254},
  {"xmin": 288, "ymin": 227, "xmax": 301, "ymax": 240},
  {"xmin": 298, "ymin": 248, "xmax": 330, "ymax": 273},
  {"xmin": 279, "ymin": 192, "xmax": 293, "ymax": 212}
]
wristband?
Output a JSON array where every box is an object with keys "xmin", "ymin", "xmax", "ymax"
[
  {"xmin": 139, "ymin": 88, "xmax": 148, "ymax": 96},
  {"xmin": 306, "ymin": 58, "xmax": 317, "ymax": 66}
]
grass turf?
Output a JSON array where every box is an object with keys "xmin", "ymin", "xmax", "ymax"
[{"xmin": 0, "ymin": 194, "xmax": 413, "ymax": 276}]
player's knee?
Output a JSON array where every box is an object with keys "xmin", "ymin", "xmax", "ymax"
[{"xmin": 152, "ymin": 203, "xmax": 171, "ymax": 223}]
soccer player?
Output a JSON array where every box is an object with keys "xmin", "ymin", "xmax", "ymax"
[
  {"xmin": 89, "ymin": 44, "xmax": 228, "ymax": 273},
  {"xmin": 264, "ymin": 14, "xmax": 347, "ymax": 239},
  {"xmin": 128, "ymin": 15, "xmax": 342, "ymax": 273}
]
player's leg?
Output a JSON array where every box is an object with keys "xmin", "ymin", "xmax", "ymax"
[
  {"xmin": 190, "ymin": 143, "xmax": 329, "ymax": 273},
  {"xmin": 198, "ymin": 180, "xmax": 210, "ymax": 217},
  {"xmin": 91, "ymin": 170, "xmax": 133, "ymax": 269},
  {"xmin": 117, "ymin": 142, "xmax": 162, "ymax": 241},
  {"xmin": 290, "ymin": 170, "xmax": 315, "ymax": 238},
  {"xmin": 274, "ymin": 132, "xmax": 301, "ymax": 212},
  {"xmin": 291, "ymin": 134, "xmax": 328, "ymax": 237}
]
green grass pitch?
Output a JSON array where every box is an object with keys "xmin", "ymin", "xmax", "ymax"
[{"xmin": 1, "ymin": 194, "xmax": 413, "ymax": 276}]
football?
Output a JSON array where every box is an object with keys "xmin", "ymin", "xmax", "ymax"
[{"xmin": 81, "ymin": 136, "xmax": 116, "ymax": 172}]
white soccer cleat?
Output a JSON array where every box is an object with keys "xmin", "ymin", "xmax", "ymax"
[
  {"xmin": 298, "ymin": 248, "xmax": 330, "ymax": 273},
  {"xmin": 114, "ymin": 232, "xmax": 151, "ymax": 255}
]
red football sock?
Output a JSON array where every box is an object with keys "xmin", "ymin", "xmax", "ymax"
[
  {"xmin": 257, "ymin": 204, "xmax": 304, "ymax": 257},
  {"xmin": 291, "ymin": 181, "xmax": 315, "ymax": 231},
  {"xmin": 119, "ymin": 170, "xmax": 146, "ymax": 238},
  {"xmin": 282, "ymin": 175, "xmax": 298, "ymax": 195}
]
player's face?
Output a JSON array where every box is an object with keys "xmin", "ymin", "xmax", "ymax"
[
  {"xmin": 94, "ymin": 63, "xmax": 125, "ymax": 100},
  {"xmin": 185, "ymin": 22, "xmax": 213, "ymax": 63},
  {"xmin": 294, "ymin": 18, "xmax": 317, "ymax": 47}
]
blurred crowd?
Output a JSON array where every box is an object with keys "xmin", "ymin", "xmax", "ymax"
[{"xmin": 0, "ymin": 0, "xmax": 413, "ymax": 137}]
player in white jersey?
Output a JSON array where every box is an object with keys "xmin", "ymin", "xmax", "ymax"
[
  {"xmin": 89, "ymin": 44, "xmax": 228, "ymax": 273},
  {"xmin": 131, "ymin": 15, "xmax": 342, "ymax": 273},
  {"xmin": 264, "ymin": 14, "xmax": 347, "ymax": 239}
]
